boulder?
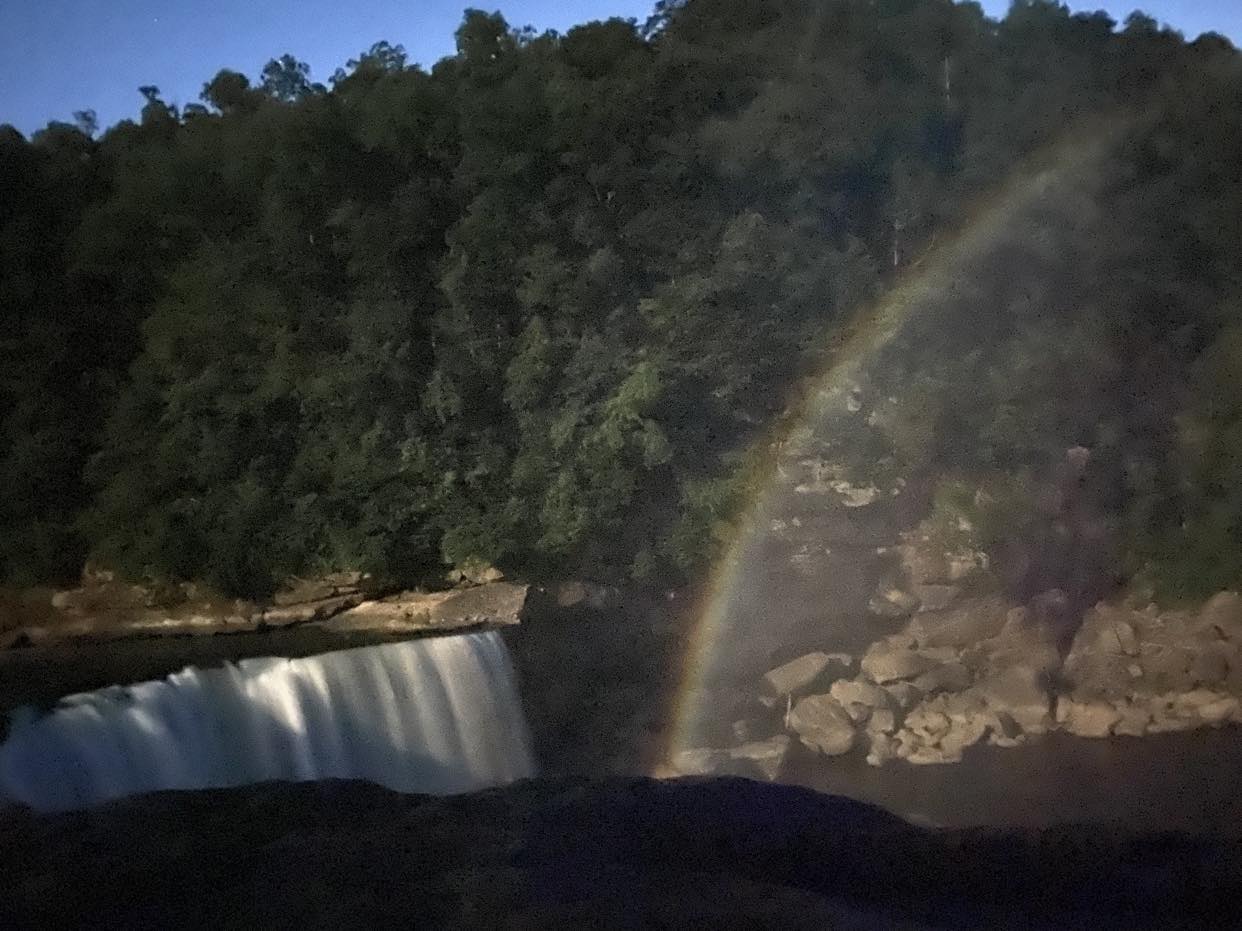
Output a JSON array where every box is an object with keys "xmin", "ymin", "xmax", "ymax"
[
  {"xmin": 272, "ymin": 572, "xmax": 366, "ymax": 607},
  {"xmin": 1137, "ymin": 645, "xmax": 1198, "ymax": 694},
  {"xmin": 912, "ymin": 662, "xmax": 972, "ymax": 695},
  {"xmin": 906, "ymin": 596, "xmax": 1011, "ymax": 650},
  {"xmin": 1198, "ymin": 591, "xmax": 1242, "ymax": 642},
  {"xmin": 883, "ymin": 681, "xmax": 923, "ymax": 710},
  {"xmin": 261, "ymin": 593, "xmax": 364, "ymax": 628},
  {"xmin": 860, "ymin": 643, "xmax": 939, "ymax": 684},
  {"xmin": 829, "ymin": 678, "xmax": 892, "ymax": 713},
  {"xmin": 324, "ymin": 582, "xmax": 527, "ymax": 633},
  {"xmin": 1147, "ymin": 703, "xmax": 1199, "ymax": 734},
  {"xmin": 906, "ymin": 743, "xmax": 963, "ymax": 765},
  {"xmin": 1063, "ymin": 652, "xmax": 1136, "ymax": 699},
  {"xmin": 1112, "ymin": 703, "xmax": 1151, "ymax": 738},
  {"xmin": 939, "ymin": 716, "xmax": 989, "ymax": 757},
  {"xmin": 979, "ymin": 617, "xmax": 1062, "ymax": 679},
  {"xmin": 937, "ymin": 689, "xmax": 990, "ymax": 725},
  {"xmin": 912, "ymin": 584, "xmax": 962, "ymax": 613},
  {"xmin": 971, "ymin": 665, "xmax": 1052, "ymax": 734},
  {"xmin": 761, "ymin": 652, "xmax": 847, "ymax": 700},
  {"xmin": 989, "ymin": 711, "xmax": 1024, "ymax": 745},
  {"xmin": 865, "ymin": 709, "xmax": 897, "ymax": 735},
  {"xmin": 904, "ymin": 708, "xmax": 951, "ymax": 742},
  {"xmin": 787, "ymin": 695, "xmax": 857, "ymax": 756},
  {"xmin": 1069, "ymin": 604, "xmax": 1145, "ymax": 659},
  {"xmin": 671, "ymin": 748, "xmax": 732, "ymax": 776},
  {"xmin": 1189, "ymin": 647, "xmax": 1231, "ymax": 686},
  {"xmin": 1056, "ymin": 698, "xmax": 1121, "ymax": 738},
  {"xmin": 1174, "ymin": 689, "xmax": 1229, "ymax": 713},
  {"xmin": 868, "ymin": 586, "xmax": 920, "ymax": 619},
  {"xmin": 865, "ymin": 732, "xmax": 898, "ymax": 767},
  {"xmin": 728, "ymin": 736, "xmax": 791, "ymax": 781},
  {"xmin": 1197, "ymin": 696, "xmax": 1240, "ymax": 725},
  {"xmin": 447, "ymin": 559, "xmax": 506, "ymax": 586}
]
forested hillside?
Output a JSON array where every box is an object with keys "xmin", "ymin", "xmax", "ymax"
[{"xmin": 1, "ymin": 0, "xmax": 1240, "ymax": 599}]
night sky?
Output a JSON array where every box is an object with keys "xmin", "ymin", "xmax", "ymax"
[{"xmin": 2, "ymin": 1, "xmax": 1240, "ymax": 137}]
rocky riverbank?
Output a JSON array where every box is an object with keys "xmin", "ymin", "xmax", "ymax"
[
  {"xmin": 0, "ymin": 567, "xmax": 527, "ymax": 650},
  {"xmin": 671, "ymin": 474, "xmax": 1242, "ymax": 776},
  {"xmin": 675, "ymin": 586, "xmax": 1242, "ymax": 776}
]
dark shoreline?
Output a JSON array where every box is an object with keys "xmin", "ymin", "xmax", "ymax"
[{"xmin": 4, "ymin": 775, "xmax": 1239, "ymax": 928}]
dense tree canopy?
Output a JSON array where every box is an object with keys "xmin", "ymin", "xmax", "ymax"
[{"xmin": 1, "ymin": 1, "xmax": 1240, "ymax": 599}]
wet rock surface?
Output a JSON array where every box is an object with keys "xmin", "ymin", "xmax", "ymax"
[
  {"xmin": 2, "ymin": 776, "xmax": 1239, "ymax": 929},
  {"xmin": 3, "ymin": 572, "xmax": 526, "ymax": 648},
  {"xmin": 0, "ymin": 579, "xmax": 531, "ymax": 719}
]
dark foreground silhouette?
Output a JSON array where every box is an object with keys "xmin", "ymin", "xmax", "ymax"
[{"xmin": 2, "ymin": 776, "xmax": 1239, "ymax": 929}]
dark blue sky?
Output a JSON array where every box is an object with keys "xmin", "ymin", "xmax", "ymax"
[{"xmin": 2, "ymin": 1, "xmax": 1239, "ymax": 137}]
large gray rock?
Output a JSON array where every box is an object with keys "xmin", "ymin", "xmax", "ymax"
[
  {"xmin": 868, "ymin": 586, "xmax": 921, "ymax": 619},
  {"xmin": 912, "ymin": 584, "xmax": 962, "ymax": 613},
  {"xmin": 883, "ymin": 681, "xmax": 923, "ymax": 710},
  {"xmin": 1135, "ymin": 645, "xmax": 1200, "ymax": 694},
  {"xmin": 976, "ymin": 613, "xmax": 1062, "ymax": 679},
  {"xmin": 761, "ymin": 652, "xmax": 847, "ymax": 699},
  {"xmin": 1056, "ymin": 698, "xmax": 1121, "ymax": 738},
  {"xmin": 788, "ymin": 695, "xmax": 857, "ymax": 756},
  {"xmin": 829, "ymin": 678, "xmax": 892, "ymax": 713},
  {"xmin": 907, "ymin": 596, "xmax": 1012, "ymax": 650},
  {"xmin": 912, "ymin": 662, "xmax": 972, "ymax": 695},
  {"xmin": 1112, "ymin": 702, "xmax": 1151, "ymax": 738},
  {"xmin": 1196, "ymin": 695, "xmax": 1240, "ymax": 724},
  {"xmin": 669, "ymin": 736, "xmax": 792, "ymax": 781},
  {"xmin": 1068, "ymin": 604, "xmax": 1145, "ymax": 660},
  {"xmin": 865, "ymin": 731, "xmax": 898, "ymax": 767},
  {"xmin": 272, "ymin": 572, "xmax": 367, "ymax": 607},
  {"xmin": 261, "ymin": 593, "xmax": 365, "ymax": 627},
  {"xmin": 728, "ymin": 735, "xmax": 792, "ymax": 781},
  {"xmin": 865, "ymin": 708, "xmax": 897, "ymax": 734},
  {"xmin": 1198, "ymin": 591, "xmax": 1242, "ymax": 641},
  {"xmin": 971, "ymin": 665, "xmax": 1052, "ymax": 734},
  {"xmin": 903, "ymin": 707, "xmax": 951, "ymax": 742},
  {"xmin": 939, "ymin": 716, "xmax": 989, "ymax": 757},
  {"xmin": 860, "ymin": 641, "xmax": 939, "ymax": 684},
  {"xmin": 670, "ymin": 748, "xmax": 732, "ymax": 776},
  {"xmin": 324, "ymin": 582, "xmax": 527, "ymax": 633}
]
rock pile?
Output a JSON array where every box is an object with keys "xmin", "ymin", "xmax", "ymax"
[
  {"xmin": 1057, "ymin": 592, "xmax": 1242, "ymax": 738},
  {"xmin": 785, "ymin": 594, "xmax": 1062, "ymax": 766},
  {"xmin": 672, "ymin": 589, "xmax": 1242, "ymax": 777}
]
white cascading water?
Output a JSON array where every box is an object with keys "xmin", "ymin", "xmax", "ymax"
[{"xmin": 0, "ymin": 631, "xmax": 535, "ymax": 812}]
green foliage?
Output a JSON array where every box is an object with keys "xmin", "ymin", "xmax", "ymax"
[
  {"xmin": 1135, "ymin": 322, "xmax": 1242, "ymax": 600},
  {"xmin": 2, "ymin": 1, "xmax": 1241, "ymax": 597}
]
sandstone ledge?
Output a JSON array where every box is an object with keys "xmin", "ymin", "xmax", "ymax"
[
  {"xmin": 2, "ymin": 580, "xmax": 527, "ymax": 649},
  {"xmin": 0, "ymin": 582, "xmax": 528, "ymax": 716}
]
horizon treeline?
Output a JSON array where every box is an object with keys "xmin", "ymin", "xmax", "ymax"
[{"xmin": 1, "ymin": 0, "xmax": 1240, "ymax": 600}]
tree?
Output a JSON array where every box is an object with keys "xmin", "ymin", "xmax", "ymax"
[
  {"xmin": 2, "ymin": 0, "xmax": 1241, "ymax": 600},
  {"xmin": 260, "ymin": 54, "xmax": 323, "ymax": 101},
  {"xmin": 202, "ymin": 70, "xmax": 255, "ymax": 113}
]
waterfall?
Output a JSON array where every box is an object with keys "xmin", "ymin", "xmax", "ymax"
[{"xmin": 0, "ymin": 631, "xmax": 535, "ymax": 812}]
